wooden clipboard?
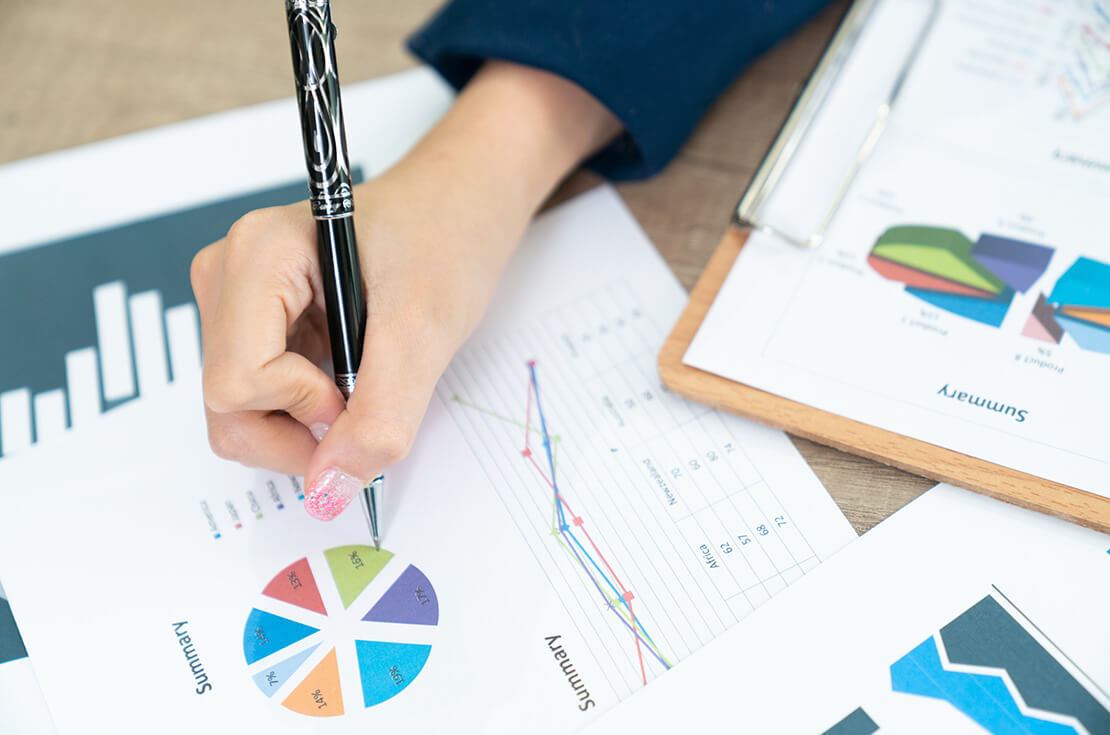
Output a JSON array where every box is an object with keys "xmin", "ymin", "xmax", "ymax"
[
  {"xmin": 659, "ymin": 225, "xmax": 1110, "ymax": 532},
  {"xmin": 657, "ymin": 0, "xmax": 1110, "ymax": 532}
]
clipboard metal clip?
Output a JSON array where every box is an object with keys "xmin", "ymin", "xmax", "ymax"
[{"xmin": 735, "ymin": 0, "xmax": 940, "ymax": 250}]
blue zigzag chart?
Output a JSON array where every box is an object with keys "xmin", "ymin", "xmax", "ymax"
[{"xmin": 825, "ymin": 594, "xmax": 1110, "ymax": 735}]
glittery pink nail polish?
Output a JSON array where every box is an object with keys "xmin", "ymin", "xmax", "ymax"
[
  {"xmin": 303, "ymin": 468, "xmax": 361, "ymax": 521},
  {"xmin": 309, "ymin": 423, "xmax": 330, "ymax": 442}
]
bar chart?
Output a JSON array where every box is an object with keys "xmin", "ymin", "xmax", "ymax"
[
  {"xmin": 0, "ymin": 287, "xmax": 203, "ymax": 455},
  {"xmin": 0, "ymin": 179, "xmax": 306, "ymax": 457}
]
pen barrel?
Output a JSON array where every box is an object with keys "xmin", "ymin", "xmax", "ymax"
[
  {"xmin": 286, "ymin": 0, "xmax": 355, "ymax": 220},
  {"xmin": 317, "ymin": 217, "xmax": 366, "ymax": 398},
  {"xmin": 286, "ymin": 0, "xmax": 365, "ymax": 399}
]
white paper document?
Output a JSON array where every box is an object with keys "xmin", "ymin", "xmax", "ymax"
[
  {"xmin": 0, "ymin": 66, "xmax": 455, "ymax": 734},
  {"xmin": 0, "ymin": 186, "xmax": 854, "ymax": 733},
  {"xmin": 686, "ymin": 0, "xmax": 1110, "ymax": 496},
  {"xmin": 588, "ymin": 485, "xmax": 1110, "ymax": 734},
  {"xmin": 0, "ymin": 658, "xmax": 53, "ymax": 735}
]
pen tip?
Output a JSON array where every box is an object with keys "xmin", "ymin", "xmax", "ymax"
[{"xmin": 364, "ymin": 475, "xmax": 384, "ymax": 550}]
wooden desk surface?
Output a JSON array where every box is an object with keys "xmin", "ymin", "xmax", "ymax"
[{"xmin": 0, "ymin": 0, "xmax": 932, "ymax": 532}]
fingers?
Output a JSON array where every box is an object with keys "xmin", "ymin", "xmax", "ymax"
[
  {"xmin": 204, "ymin": 207, "xmax": 317, "ymax": 376},
  {"xmin": 190, "ymin": 240, "xmax": 225, "ymax": 318},
  {"xmin": 301, "ymin": 326, "xmax": 451, "ymax": 521},
  {"xmin": 204, "ymin": 350, "xmax": 345, "ymax": 430},
  {"xmin": 193, "ymin": 205, "xmax": 347, "ymax": 471},
  {"xmin": 205, "ymin": 409, "xmax": 317, "ymax": 476}
]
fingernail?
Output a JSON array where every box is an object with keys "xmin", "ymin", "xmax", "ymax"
[
  {"xmin": 303, "ymin": 467, "xmax": 361, "ymax": 521},
  {"xmin": 309, "ymin": 423, "xmax": 330, "ymax": 442}
]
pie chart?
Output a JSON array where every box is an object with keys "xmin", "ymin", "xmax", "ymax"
[
  {"xmin": 242, "ymin": 545, "xmax": 438, "ymax": 717},
  {"xmin": 867, "ymin": 225, "xmax": 1054, "ymax": 328}
]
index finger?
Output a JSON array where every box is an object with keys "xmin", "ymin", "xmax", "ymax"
[{"xmin": 199, "ymin": 206, "xmax": 345, "ymax": 428}]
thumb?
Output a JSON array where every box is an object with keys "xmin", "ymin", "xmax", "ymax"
[{"xmin": 301, "ymin": 339, "xmax": 444, "ymax": 521}]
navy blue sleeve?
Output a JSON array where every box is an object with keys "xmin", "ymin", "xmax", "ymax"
[{"xmin": 407, "ymin": 0, "xmax": 832, "ymax": 180}]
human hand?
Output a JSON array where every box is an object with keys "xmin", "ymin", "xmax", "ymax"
[{"xmin": 191, "ymin": 62, "xmax": 619, "ymax": 520}]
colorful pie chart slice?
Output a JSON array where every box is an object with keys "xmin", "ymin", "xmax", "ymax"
[
  {"xmin": 906, "ymin": 287, "xmax": 1012, "ymax": 327},
  {"xmin": 872, "ymin": 226, "xmax": 1004, "ymax": 294},
  {"xmin": 283, "ymin": 647, "xmax": 344, "ymax": 717},
  {"xmin": 1058, "ymin": 305, "xmax": 1110, "ymax": 328},
  {"xmin": 1054, "ymin": 313, "xmax": 1110, "ymax": 354},
  {"xmin": 356, "ymin": 640, "xmax": 432, "ymax": 708},
  {"xmin": 325, "ymin": 545, "xmax": 394, "ymax": 608},
  {"xmin": 969, "ymin": 234, "xmax": 1054, "ymax": 293},
  {"xmin": 243, "ymin": 608, "xmax": 319, "ymax": 665},
  {"xmin": 252, "ymin": 643, "xmax": 320, "ymax": 697},
  {"xmin": 362, "ymin": 565, "xmax": 439, "ymax": 626},
  {"xmin": 1048, "ymin": 257, "xmax": 1110, "ymax": 309},
  {"xmin": 263, "ymin": 557, "xmax": 326, "ymax": 615}
]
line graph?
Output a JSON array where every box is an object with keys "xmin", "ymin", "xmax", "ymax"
[
  {"xmin": 451, "ymin": 360, "xmax": 673, "ymax": 685},
  {"xmin": 1057, "ymin": 1, "xmax": 1110, "ymax": 120},
  {"xmin": 524, "ymin": 359, "xmax": 670, "ymax": 681},
  {"xmin": 439, "ymin": 281, "xmax": 847, "ymax": 698}
]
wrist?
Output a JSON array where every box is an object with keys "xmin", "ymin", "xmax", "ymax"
[
  {"xmin": 390, "ymin": 61, "xmax": 619, "ymax": 226},
  {"xmin": 463, "ymin": 61, "xmax": 621, "ymax": 186}
]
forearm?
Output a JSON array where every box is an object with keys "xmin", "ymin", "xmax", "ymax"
[
  {"xmin": 438, "ymin": 61, "xmax": 617, "ymax": 180},
  {"xmin": 376, "ymin": 61, "xmax": 620, "ymax": 261}
]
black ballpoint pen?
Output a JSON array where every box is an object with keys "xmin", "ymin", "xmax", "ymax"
[{"xmin": 285, "ymin": 0, "xmax": 382, "ymax": 548}]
